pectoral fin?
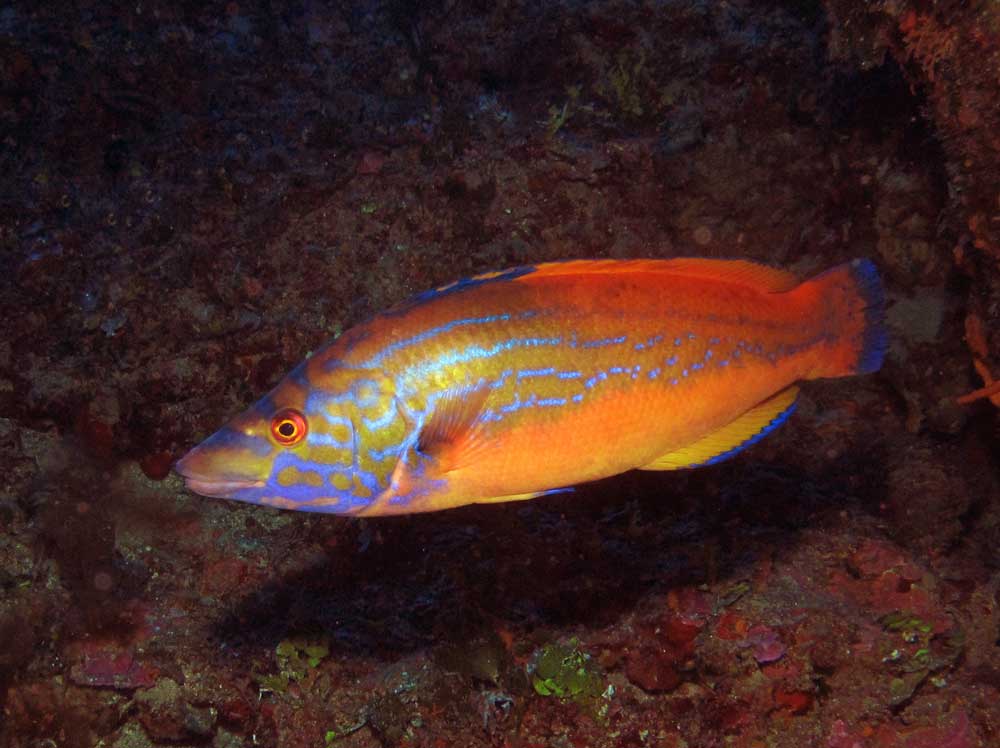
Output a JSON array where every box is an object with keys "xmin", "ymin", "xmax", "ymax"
[
  {"xmin": 640, "ymin": 386, "xmax": 800, "ymax": 470},
  {"xmin": 362, "ymin": 385, "xmax": 494, "ymax": 515},
  {"xmin": 415, "ymin": 384, "xmax": 493, "ymax": 473}
]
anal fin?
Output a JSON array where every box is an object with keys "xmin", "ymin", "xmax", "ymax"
[
  {"xmin": 640, "ymin": 386, "xmax": 800, "ymax": 471},
  {"xmin": 472, "ymin": 487, "xmax": 574, "ymax": 505}
]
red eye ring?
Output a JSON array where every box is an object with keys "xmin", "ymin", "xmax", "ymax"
[{"xmin": 271, "ymin": 408, "xmax": 307, "ymax": 446}]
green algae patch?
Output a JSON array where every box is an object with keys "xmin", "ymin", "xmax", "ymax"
[
  {"xmin": 881, "ymin": 612, "xmax": 933, "ymax": 638},
  {"xmin": 605, "ymin": 51, "xmax": 647, "ymax": 119},
  {"xmin": 531, "ymin": 639, "xmax": 605, "ymax": 701},
  {"xmin": 879, "ymin": 612, "xmax": 964, "ymax": 708},
  {"xmin": 254, "ymin": 636, "xmax": 330, "ymax": 695}
]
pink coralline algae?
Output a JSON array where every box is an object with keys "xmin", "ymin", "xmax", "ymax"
[
  {"xmin": 827, "ymin": 710, "xmax": 973, "ymax": 748},
  {"xmin": 828, "ymin": 539, "xmax": 951, "ymax": 633},
  {"xmin": 356, "ymin": 151, "xmax": 387, "ymax": 175},
  {"xmin": 745, "ymin": 624, "xmax": 786, "ymax": 664},
  {"xmin": 897, "ymin": 710, "xmax": 973, "ymax": 748},
  {"xmin": 69, "ymin": 641, "xmax": 158, "ymax": 690},
  {"xmin": 625, "ymin": 613, "xmax": 705, "ymax": 693},
  {"xmin": 828, "ymin": 721, "xmax": 862, "ymax": 748},
  {"xmin": 717, "ymin": 614, "xmax": 786, "ymax": 663}
]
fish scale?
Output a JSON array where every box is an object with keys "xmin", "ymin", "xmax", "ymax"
[{"xmin": 175, "ymin": 257, "xmax": 886, "ymax": 515}]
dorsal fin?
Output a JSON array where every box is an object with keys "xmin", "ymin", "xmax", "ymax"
[
  {"xmin": 639, "ymin": 386, "xmax": 800, "ymax": 470},
  {"xmin": 520, "ymin": 258, "xmax": 800, "ymax": 293},
  {"xmin": 385, "ymin": 265, "xmax": 536, "ymax": 315},
  {"xmin": 386, "ymin": 258, "xmax": 798, "ymax": 318}
]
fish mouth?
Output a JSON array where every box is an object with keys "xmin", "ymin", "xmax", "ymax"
[
  {"xmin": 179, "ymin": 474, "xmax": 265, "ymax": 498},
  {"xmin": 174, "ymin": 447, "xmax": 266, "ymax": 499}
]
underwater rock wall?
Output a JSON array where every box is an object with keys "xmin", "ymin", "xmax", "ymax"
[{"xmin": 0, "ymin": 1, "xmax": 997, "ymax": 747}]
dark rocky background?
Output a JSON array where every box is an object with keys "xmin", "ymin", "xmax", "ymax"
[{"xmin": 1, "ymin": 1, "xmax": 998, "ymax": 746}]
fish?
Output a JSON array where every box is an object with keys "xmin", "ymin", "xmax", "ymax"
[{"xmin": 175, "ymin": 257, "xmax": 886, "ymax": 516}]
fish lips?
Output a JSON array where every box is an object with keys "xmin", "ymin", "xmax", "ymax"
[{"xmin": 174, "ymin": 448, "xmax": 266, "ymax": 499}]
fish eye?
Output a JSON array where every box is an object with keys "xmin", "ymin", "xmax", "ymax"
[{"xmin": 270, "ymin": 408, "xmax": 307, "ymax": 446}]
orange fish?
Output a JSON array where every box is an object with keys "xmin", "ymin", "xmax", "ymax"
[{"xmin": 175, "ymin": 258, "xmax": 886, "ymax": 515}]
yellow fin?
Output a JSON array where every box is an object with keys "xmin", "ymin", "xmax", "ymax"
[
  {"xmin": 522, "ymin": 258, "xmax": 800, "ymax": 293},
  {"xmin": 472, "ymin": 487, "xmax": 574, "ymax": 505},
  {"xmin": 640, "ymin": 386, "xmax": 800, "ymax": 470}
]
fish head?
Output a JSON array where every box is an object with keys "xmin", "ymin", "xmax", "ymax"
[{"xmin": 175, "ymin": 361, "xmax": 403, "ymax": 514}]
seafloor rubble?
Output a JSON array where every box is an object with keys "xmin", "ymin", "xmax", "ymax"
[{"xmin": 0, "ymin": 1, "xmax": 998, "ymax": 747}]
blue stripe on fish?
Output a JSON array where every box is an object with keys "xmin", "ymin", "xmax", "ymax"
[
  {"xmin": 581, "ymin": 335, "xmax": 627, "ymax": 349},
  {"xmin": 402, "ymin": 336, "xmax": 563, "ymax": 381},
  {"xmin": 518, "ymin": 367, "xmax": 557, "ymax": 380},
  {"xmin": 364, "ymin": 313, "xmax": 514, "ymax": 366}
]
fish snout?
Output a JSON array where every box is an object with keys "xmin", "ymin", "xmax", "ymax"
[{"xmin": 174, "ymin": 428, "xmax": 271, "ymax": 498}]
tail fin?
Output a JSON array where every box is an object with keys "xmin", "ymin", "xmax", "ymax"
[{"xmin": 804, "ymin": 258, "xmax": 887, "ymax": 378}]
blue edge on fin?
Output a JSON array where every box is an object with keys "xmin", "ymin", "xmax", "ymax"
[
  {"xmin": 691, "ymin": 398, "xmax": 799, "ymax": 469},
  {"xmin": 850, "ymin": 258, "xmax": 888, "ymax": 375},
  {"xmin": 387, "ymin": 265, "xmax": 538, "ymax": 316}
]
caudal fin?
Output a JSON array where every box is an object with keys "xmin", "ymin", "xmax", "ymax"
[{"xmin": 805, "ymin": 258, "xmax": 887, "ymax": 378}]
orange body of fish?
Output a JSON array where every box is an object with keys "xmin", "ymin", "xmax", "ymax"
[{"xmin": 175, "ymin": 258, "xmax": 886, "ymax": 515}]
